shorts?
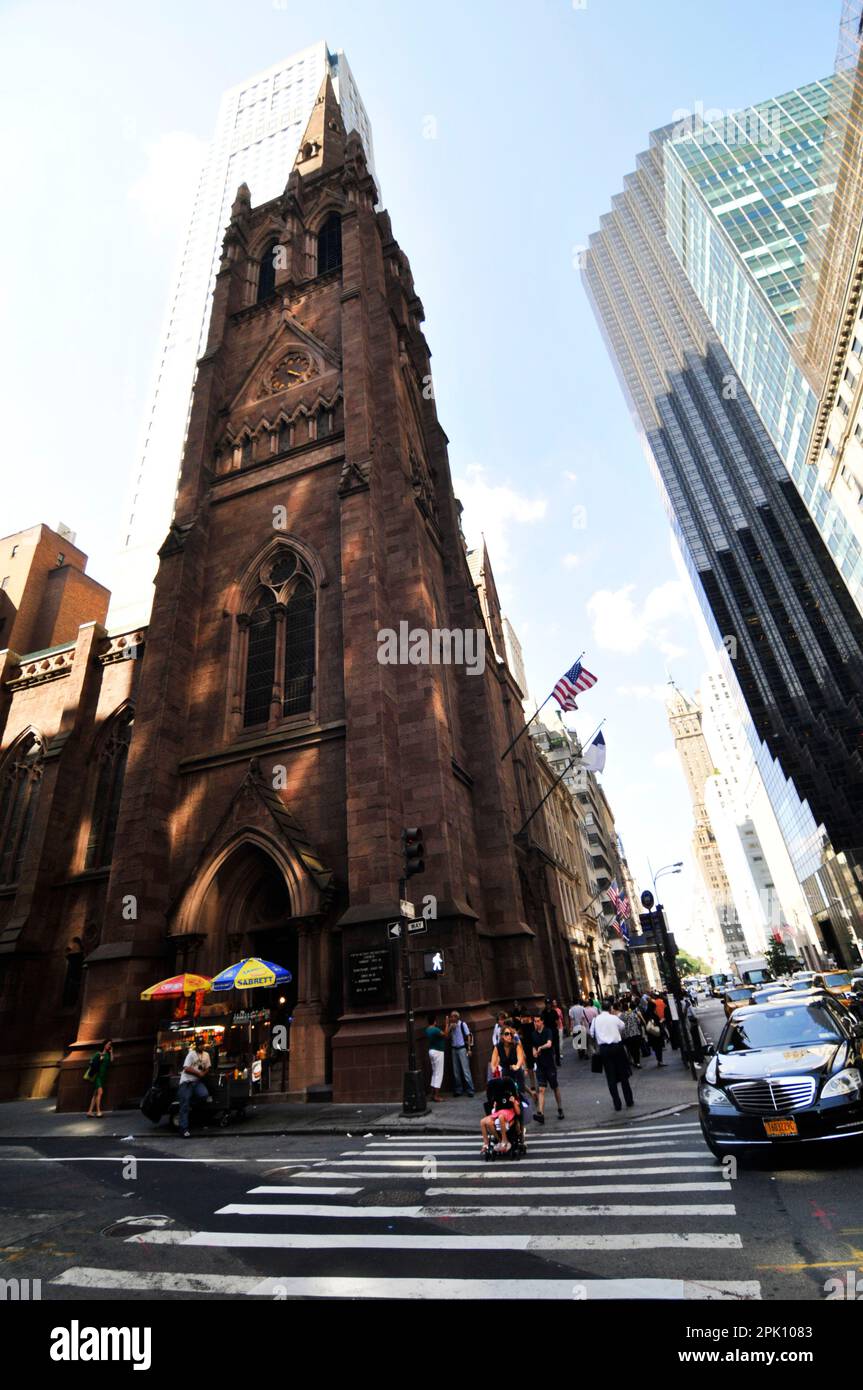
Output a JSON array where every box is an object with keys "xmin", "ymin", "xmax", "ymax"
[
  {"xmin": 429, "ymin": 1050, "xmax": 444, "ymax": 1088},
  {"xmin": 494, "ymin": 1108, "xmax": 516, "ymax": 1127},
  {"xmin": 536, "ymin": 1063, "xmax": 558, "ymax": 1090}
]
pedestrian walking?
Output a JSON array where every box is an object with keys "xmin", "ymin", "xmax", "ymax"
[
  {"xmin": 542, "ymin": 998, "xmax": 562, "ymax": 1066},
  {"xmin": 531, "ymin": 1010, "xmax": 564, "ymax": 1122},
  {"xmin": 425, "ymin": 1012, "xmax": 451, "ymax": 1102},
  {"xmin": 490, "ymin": 1024, "xmax": 527, "ymax": 1092},
  {"xmin": 515, "ymin": 1008, "xmax": 538, "ymax": 1098},
  {"xmin": 589, "ymin": 1002, "xmax": 634, "ymax": 1111},
  {"xmin": 491, "ymin": 1011, "xmax": 508, "ymax": 1049},
  {"xmin": 621, "ymin": 1000, "xmax": 644, "ymax": 1069},
  {"xmin": 569, "ymin": 999, "xmax": 588, "ymax": 1056},
  {"xmin": 644, "ymin": 997, "xmax": 666, "ymax": 1067},
  {"xmin": 551, "ymin": 996, "xmax": 566, "ymax": 1060},
  {"xmin": 448, "ymin": 1011, "xmax": 475, "ymax": 1097},
  {"xmin": 177, "ymin": 1035, "xmax": 213, "ymax": 1137},
  {"xmin": 85, "ymin": 1039, "xmax": 113, "ymax": 1117}
]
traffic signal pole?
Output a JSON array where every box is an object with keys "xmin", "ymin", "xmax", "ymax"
[{"xmin": 400, "ymin": 828, "xmax": 428, "ymax": 1115}]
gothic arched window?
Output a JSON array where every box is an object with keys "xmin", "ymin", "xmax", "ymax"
[
  {"xmin": 240, "ymin": 552, "xmax": 316, "ymax": 728},
  {"xmin": 85, "ymin": 708, "xmax": 134, "ymax": 870},
  {"xmin": 0, "ymin": 732, "xmax": 44, "ymax": 886},
  {"xmin": 243, "ymin": 589, "xmax": 278, "ymax": 726},
  {"xmin": 256, "ymin": 238, "xmax": 280, "ymax": 303},
  {"xmin": 317, "ymin": 214, "xmax": 342, "ymax": 275}
]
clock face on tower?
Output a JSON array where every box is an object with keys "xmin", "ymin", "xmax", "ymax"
[{"xmin": 270, "ymin": 350, "xmax": 313, "ymax": 392}]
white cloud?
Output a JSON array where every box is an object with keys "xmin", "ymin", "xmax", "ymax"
[
  {"xmin": 563, "ymin": 470, "xmax": 578, "ymax": 484},
  {"xmin": 455, "ymin": 464, "xmax": 546, "ymax": 572},
  {"xmin": 587, "ymin": 580, "xmax": 689, "ymax": 658},
  {"xmin": 128, "ymin": 131, "xmax": 208, "ymax": 237}
]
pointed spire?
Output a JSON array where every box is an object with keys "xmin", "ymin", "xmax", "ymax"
[{"xmin": 293, "ymin": 74, "xmax": 347, "ymax": 179}]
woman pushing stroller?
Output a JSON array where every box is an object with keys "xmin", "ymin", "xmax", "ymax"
[{"xmin": 480, "ymin": 1020, "xmax": 530, "ymax": 1155}]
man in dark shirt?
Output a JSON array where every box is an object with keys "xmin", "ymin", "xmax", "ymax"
[{"xmin": 531, "ymin": 1011, "xmax": 564, "ymax": 1123}]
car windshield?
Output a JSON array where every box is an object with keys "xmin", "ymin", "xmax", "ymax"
[
  {"xmin": 721, "ymin": 1003, "xmax": 841, "ymax": 1053},
  {"xmin": 788, "ymin": 978, "xmax": 815, "ymax": 990},
  {"xmin": 823, "ymin": 972, "xmax": 853, "ymax": 988}
]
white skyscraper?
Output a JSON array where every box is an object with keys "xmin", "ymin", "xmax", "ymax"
[{"xmin": 109, "ymin": 43, "xmax": 375, "ymax": 631}]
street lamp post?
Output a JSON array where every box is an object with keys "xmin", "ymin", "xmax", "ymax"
[{"xmin": 642, "ymin": 861, "xmax": 697, "ymax": 1079}]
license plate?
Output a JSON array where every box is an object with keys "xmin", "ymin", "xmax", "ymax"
[{"xmin": 763, "ymin": 1117, "xmax": 798, "ymax": 1138}]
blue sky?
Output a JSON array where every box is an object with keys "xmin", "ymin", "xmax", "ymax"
[{"xmin": 0, "ymin": 0, "xmax": 840, "ymax": 955}]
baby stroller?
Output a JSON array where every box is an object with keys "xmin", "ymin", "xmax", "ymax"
[{"xmin": 482, "ymin": 1073, "xmax": 529, "ymax": 1160}]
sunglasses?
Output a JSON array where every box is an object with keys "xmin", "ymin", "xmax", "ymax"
[{"xmin": 502, "ymin": 1031, "xmax": 513, "ymax": 1038}]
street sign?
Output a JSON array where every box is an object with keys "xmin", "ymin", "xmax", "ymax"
[
  {"xmin": 387, "ymin": 921, "xmax": 402, "ymax": 940},
  {"xmin": 407, "ymin": 919, "xmax": 427, "ymax": 935},
  {"xmin": 400, "ymin": 899, "xmax": 416, "ymax": 919}
]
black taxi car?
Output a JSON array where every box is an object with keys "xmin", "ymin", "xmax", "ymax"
[{"xmin": 698, "ymin": 992, "xmax": 863, "ymax": 1157}]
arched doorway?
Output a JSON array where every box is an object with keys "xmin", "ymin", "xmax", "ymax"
[{"xmin": 174, "ymin": 840, "xmax": 302, "ymax": 1095}]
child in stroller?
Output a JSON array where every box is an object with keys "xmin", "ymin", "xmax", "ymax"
[{"xmin": 481, "ymin": 1070, "xmax": 529, "ymax": 1158}]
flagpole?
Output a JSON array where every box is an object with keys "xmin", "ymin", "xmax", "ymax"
[
  {"xmin": 500, "ymin": 652, "xmax": 585, "ymax": 762},
  {"xmin": 514, "ymin": 715, "xmax": 607, "ymax": 838},
  {"xmin": 578, "ymin": 717, "xmax": 606, "ymax": 755}
]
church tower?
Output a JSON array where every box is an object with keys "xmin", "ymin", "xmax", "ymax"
[{"xmin": 58, "ymin": 80, "xmax": 570, "ymax": 1107}]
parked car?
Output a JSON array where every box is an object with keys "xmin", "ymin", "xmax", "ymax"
[
  {"xmin": 787, "ymin": 974, "xmax": 819, "ymax": 992},
  {"xmin": 698, "ymin": 993, "xmax": 863, "ymax": 1157},
  {"xmin": 813, "ymin": 970, "xmax": 857, "ymax": 1007},
  {"xmin": 750, "ymin": 983, "xmax": 792, "ymax": 1005},
  {"xmin": 722, "ymin": 985, "xmax": 755, "ymax": 1019}
]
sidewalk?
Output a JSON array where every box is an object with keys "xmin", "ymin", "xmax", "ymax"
[{"xmin": 0, "ymin": 1047, "xmax": 699, "ymax": 1140}]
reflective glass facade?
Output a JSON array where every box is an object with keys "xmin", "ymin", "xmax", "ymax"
[
  {"xmin": 584, "ymin": 142, "xmax": 863, "ymax": 887},
  {"xmin": 663, "ymin": 81, "xmax": 863, "ymax": 611}
]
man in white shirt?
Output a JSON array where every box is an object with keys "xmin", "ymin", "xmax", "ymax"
[
  {"xmin": 569, "ymin": 1000, "xmax": 587, "ymax": 1056},
  {"xmin": 177, "ymin": 1037, "xmax": 213, "ymax": 1137},
  {"xmin": 589, "ymin": 1003, "xmax": 634, "ymax": 1111}
]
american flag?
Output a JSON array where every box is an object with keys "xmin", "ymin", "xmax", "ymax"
[
  {"xmin": 552, "ymin": 660, "xmax": 598, "ymax": 712},
  {"xmin": 608, "ymin": 880, "xmax": 631, "ymax": 920}
]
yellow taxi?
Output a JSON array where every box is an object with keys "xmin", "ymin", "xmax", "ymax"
[
  {"xmin": 723, "ymin": 985, "xmax": 755, "ymax": 1020},
  {"xmin": 813, "ymin": 970, "xmax": 856, "ymax": 1007}
]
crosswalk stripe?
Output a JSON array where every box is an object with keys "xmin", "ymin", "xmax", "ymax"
[
  {"xmin": 325, "ymin": 1151, "xmax": 707, "ymax": 1166},
  {"xmin": 216, "ymin": 1202, "xmax": 736, "ymax": 1218},
  {"xmin": 365, "ymin": 1126, "xmax": 700, "ymax": 1146},
  {"xmin": 285, "ymin": 1165, "xmax": 719, "ymax": 1180},
  {"xmin": 50, "ymin": 1269, "xmax": 760, "ymax": 1299},
  {"xmin": 235, "ymin": 1186, "xmax": 363, "ymax": 1196},
  {"xmin": 425, "ymin": 1182, "xmax": 726, "ymax": 1195},
  {"xmin": 340, "ymin": 1145, "xmax": 689, "ymax": 1156},
  {"xmin": 125, "ymin": 1230, "xmax": 744, "ymax": 1251}
]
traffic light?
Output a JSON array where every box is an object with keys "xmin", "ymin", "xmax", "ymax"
[
  {"xmin": 423, "ymin": 950, "xmax": 445, "ymax": 978},
  {"xmin": 401, "ymin": 826, "xmax": 425, "ymax": 879}
]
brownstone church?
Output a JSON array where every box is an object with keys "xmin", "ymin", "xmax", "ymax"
[{"xmin": 0, "ymin": 80, "xmax": 578, "ymax": 1108}]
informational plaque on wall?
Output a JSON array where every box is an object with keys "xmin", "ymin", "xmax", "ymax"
[{"xmin": 347, "ymin": 948, "xmax": 393, "ymax": 1006}]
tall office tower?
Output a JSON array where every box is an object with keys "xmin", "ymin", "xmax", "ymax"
[
  {"xmin": 799, "ymin": 6, "xmax": 863, "ymax": 576},
  {"xmin": 663, "ymin": 77, "xmax": 863, "ymax": 611},
  {"xmin": 584, "ymin": 132, "xmax": 863, "ymax": 967},
  {"xmin": 109, "ymin": 43, "xmax": 375, "ymax": 632},
  {"xmin": 665, "ymin": 684, "xmax": 749, "ymax": 962}
]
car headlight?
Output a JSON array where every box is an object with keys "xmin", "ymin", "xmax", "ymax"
[
  {"xmin": 822, "ymin": 1067, "xmax": 862, "ymax": 1101},
  {"xmin": 699, "ymin": 1082, "xmax": 730, "ymax": 1108}
]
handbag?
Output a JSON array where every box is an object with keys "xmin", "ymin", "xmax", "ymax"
[
  {"xmin": 590, "ymin": 1053, "xmax": 603, "ymax": 1074},
  {"xmin": 646, "ymin": 1021, "xmax": 661, "ymax": 1040}
]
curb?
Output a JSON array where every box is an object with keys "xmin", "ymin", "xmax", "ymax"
[{"xmin": 0, "ymin": 1100, "xmax": 700, "ymax": 1143}]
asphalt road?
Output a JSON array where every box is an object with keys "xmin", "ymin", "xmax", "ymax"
[{"xmin": 1, "ymin": 998, "xmax": 861, "ymax": 1303}]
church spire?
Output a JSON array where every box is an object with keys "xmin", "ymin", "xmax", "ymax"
[{"xmin": 293, "ymin": 74, "xmax": 347, "ymax": 179}]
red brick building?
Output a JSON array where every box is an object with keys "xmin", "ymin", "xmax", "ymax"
[{"xmin": 1, "ymin": 83, "xmax": 577, "ymax": 1108}]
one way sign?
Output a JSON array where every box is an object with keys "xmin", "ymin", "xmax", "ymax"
[{"xmin": 386, "ymin": 921, "xmax": 402, "ymax": 940}]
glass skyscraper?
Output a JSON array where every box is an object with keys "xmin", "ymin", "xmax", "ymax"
[
  {"xmin": 108, "ymin": 42, "xmax": 375, "ymax": 632},
  {"xmin": 662, "ymin": 79, "xmax": 863, "ymax": 610},
  {"xmin": 584, "ymin": 136, "xmax": 863, "ymax": 964}
]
